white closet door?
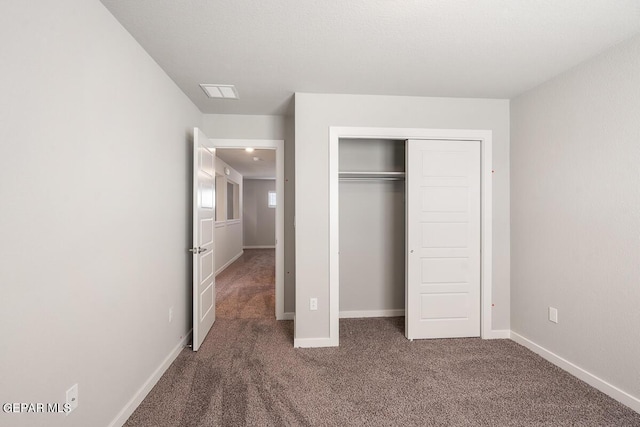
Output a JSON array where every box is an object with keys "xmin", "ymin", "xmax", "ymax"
[{"xmin": 406, "ymin": 139, "xmax": 480, "ymax": 339}]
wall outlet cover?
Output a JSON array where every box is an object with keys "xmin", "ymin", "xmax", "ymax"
[{"xmin": 66, "ymin": 383, "xmax": 78, "ymax": 414}]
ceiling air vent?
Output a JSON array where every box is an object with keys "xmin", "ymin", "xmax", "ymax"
[{"xmin": 199, "ymin": 84, "xmax": 239, "ymax": 99}]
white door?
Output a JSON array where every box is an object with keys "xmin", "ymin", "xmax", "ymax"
[
  {"xmin": 192, "ymin": 128, "xmax": 216, "ymax": 351},
  {"xmin": 406, "ymin": 139, "xmax": 481, "ymax": 339}
]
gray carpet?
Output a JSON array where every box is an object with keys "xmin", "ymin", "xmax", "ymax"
[
  {"xmin": 125, "ymin": 251, "xmax": 640, "ymax": 426},
  {"xmin": 215, "ymin": 249, "xmax": 275, "ymax": 320}
]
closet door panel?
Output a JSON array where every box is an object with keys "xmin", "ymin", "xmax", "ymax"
[
  {"xmin": 421, "ymin": 222, "xmax": 468, "ymax": 248},
  {"xmin": 420, "ymin": 258, "xmax": 470, "ymax": 283},
  {"xmin": 420, "ymin": 293, "xmax": 471, "ymax": 319},
  {"xmin": 406, "ymin": 139, "xmax": 481, "ymax": 339},
  {"xmin": 421, "ymin": 187, "xmax": 468, "ymax": 212}
]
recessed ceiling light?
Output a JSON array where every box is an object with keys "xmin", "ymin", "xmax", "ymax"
[
  {"xmin": 199, "ymin": 84, "xmax": 239, "ymax": 99},
  {"xmin": 245, "ymin": 147, "xmax": 254, "ymax": 152},
  {"xmin": 252, "ymin": 157, "xmax": 261, "ymax": 162}
]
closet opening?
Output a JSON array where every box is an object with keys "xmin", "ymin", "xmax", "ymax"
[
  {"xmin": 328, "ymin": 126, "xmax": 494, "ymax": 348},
  {"xmin": 338, "ymin": 138, "xmax": 407, "ymax": 332}
]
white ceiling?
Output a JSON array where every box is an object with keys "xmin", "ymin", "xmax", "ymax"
[
  {"xmin": 100, "ymin": 0, "xmax": 640, "ymax": 115},
  {"xmin": 216, "ymin": 148, "xmax": 276, "ymax": 179}
]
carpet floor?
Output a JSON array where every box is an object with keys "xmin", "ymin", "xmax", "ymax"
[
  {"xmin": 125, "ymin": 250, "xmax": 640, "ymax": 426},
  {"xmin": 215, "ymin": 249, "xmax": 275, "ymax": 320}
]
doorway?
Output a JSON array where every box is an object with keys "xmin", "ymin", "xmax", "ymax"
[{"xmin": 211, "ymin": 139, "xmax": 285, "ymax": 321}]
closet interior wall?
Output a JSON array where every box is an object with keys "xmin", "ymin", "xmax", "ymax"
[{"xmin": 339, "ymin": 139, "xmax": 406, "ymax": 316}]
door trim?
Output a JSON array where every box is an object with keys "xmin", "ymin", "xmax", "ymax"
[
  {"xmin": 211, "ymin": 138, "xmax": 285, "ymax": 320},
  {"xmin": 329, "ymin": 127, "xmax": 493, "ymax": 347}
]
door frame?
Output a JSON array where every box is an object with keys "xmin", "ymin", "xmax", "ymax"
[
  {"xmin": 211, "ymin": 138, "xmax": 285, "ymax": 320},
  {"xmin": 328, "ymin": 127, "xmax": 493, "ymax": 346}
]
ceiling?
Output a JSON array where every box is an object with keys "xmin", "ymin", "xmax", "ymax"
[
  {"xmin": 216, "ymin": 148, "xmax": 276, "ymax": 179},
  {"xmin": 100, "ymin": 0, "xmax": 640, "ymax": 115}
]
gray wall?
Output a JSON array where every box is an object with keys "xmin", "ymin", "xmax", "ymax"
[
  {"xmin": 295, "ymin": 93, "xmax": 510, "ymax": 340},
  {"xmin": 0, "ymin": 1, "xmax": 202, "ymax": 426},
  {"xmin": 511, "ymin": 34, "xmax": 640, "ymax": 400},
  {"xmin": 202, "ymin": 114, "xmax": 286, "ymax": 140},
  {"xmin": 201, "ymin": 114, "xmax": 295, "ymax": 313},
  {"xmin": 243, "ymin": 179, "xmax": 277, "ymax": 247},
  {"xmin": 339, "ymin": 139, "xmax": 405, "ymax": 312}
]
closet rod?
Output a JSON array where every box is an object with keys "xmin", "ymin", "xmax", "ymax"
[
  {"xmin": 339, "ymin": 171, "xmax": 405, "ymax": 176},
  {"xmin": 339, "ymin": 177, "xmax": 405, "ymax": 181}
]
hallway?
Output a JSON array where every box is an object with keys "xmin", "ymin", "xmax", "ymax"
[{"xmin": 216, "ymin": 249, "xmax": 275, "ymax": 320}]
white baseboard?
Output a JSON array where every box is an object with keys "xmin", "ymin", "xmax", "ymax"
[
  {"xmin": 108, "ymin": 330, "xmax": 192, "ymax": 427},
  {"xmin": 511, "ymin": 331, "xmax": 640, "ymax": 413},
  {"xmin": 488, "ymin": 329, "xmax": 511, "ymax": 339},
  {"xmin": 294, "ymin": 337, "xmax": 338, "ymax": 348},
  {"xmin": 215, "ymin": 250, "xmax": 243, "ymax": 276},
  {"xmin": 339, "ymin": 309, "xmax": 405, "ymax": 319},
  {"xmin": 243, "ymin": 245, "xmax": 276, "ymax": 249},
  {"xmin": 281, "ymin": 310, "xmax": 403, "ymax": 321},
  {"xmin": 279, "ymin": 312, "xmax": 294, "ymax": 320}
]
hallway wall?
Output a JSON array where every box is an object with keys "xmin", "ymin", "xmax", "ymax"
[
  {"xmin": 214, "ymin": 157, "xmax": 243, "ymax": 274},
  {"xmin": 243, "ymin": 179, "xmax": 277, "ymax": 248}
]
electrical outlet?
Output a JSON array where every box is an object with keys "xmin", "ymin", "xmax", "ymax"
[
  {"xmin": 549, "ymin": 307, "xmax": 558, "ymax": 323},
  {"xmin": 310, "ymin": 298, "xmax": 318, "ymax": 311},
  {"xmin": 169, "ymin": 307, "xmax": 173, "ymax": 323},
  {"xmin": 66, "ymin": 384, "xmax": 78, "ymax": 414}
]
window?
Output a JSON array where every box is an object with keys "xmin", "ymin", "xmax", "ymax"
[
  {"xmin": 227, "ymin": 181, "xmax": 240, "ymax": 219},
  {"xmin": 268, "ymin": 191, "xmax": 276, "ymax": 208},
  {"xmin": 215, "ymin": 174, "xmax": 225, "ymax": 221}
]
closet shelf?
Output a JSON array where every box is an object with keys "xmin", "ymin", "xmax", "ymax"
[{"xmin": 339, "ymin": 171, "xmax": 405, "ymax": 181}]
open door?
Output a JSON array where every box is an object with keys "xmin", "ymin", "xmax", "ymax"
[
  {"xmin": 406, "ymin": 139, "xmax": 481, "ymax": 340},
  {"xmin": 192, "ymin": 128, "xmax": 216, "ymax": 351}
]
